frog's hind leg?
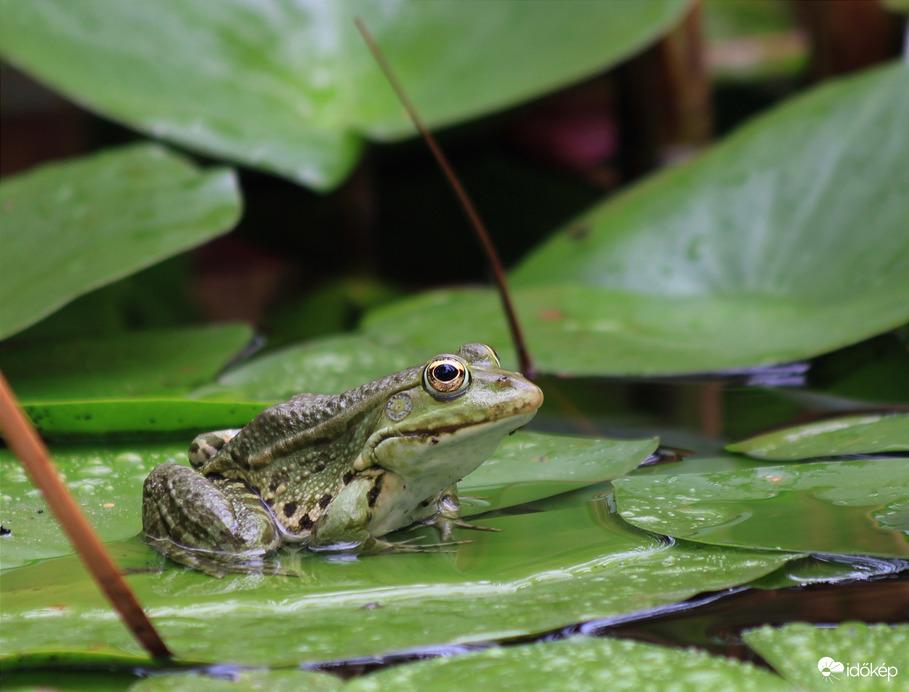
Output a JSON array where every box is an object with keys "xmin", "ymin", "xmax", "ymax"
[
  {"xmin": 188, "ymin": 429, "xmax": 241, "ymax": 468},
  {"xmin": 142, "ymin": 462, "xmax": 281, "ymax": 577}
]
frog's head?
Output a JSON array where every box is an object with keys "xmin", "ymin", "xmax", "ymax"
[{"xmin": 361, "ymin": 343, "xmax": 543, "ymax": 486}]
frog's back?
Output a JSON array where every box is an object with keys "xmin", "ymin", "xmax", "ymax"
[{"xmin": 203, "ymin": 366, "xmax": 422, "ymax": 474}]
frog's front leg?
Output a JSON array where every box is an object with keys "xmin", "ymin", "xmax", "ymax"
[
  {"xmin": 424, "ymin": 485, "xmax": 500, "ymax": 541},
  {"xmin": 142, "ymin": 462, "xmax": 282, "ymax": 577}
]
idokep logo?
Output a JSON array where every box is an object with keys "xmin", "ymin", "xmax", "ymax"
[
  {"xmin": 818, "ymin": 657, "xmax": 845, "ymax": 680},
  {"xmin": 817, "ymin": 656, "xmax": 899, "ymax": 683}
]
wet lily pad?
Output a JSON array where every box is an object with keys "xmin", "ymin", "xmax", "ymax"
[
  {"xmin": 0, "ymin": 0, "xmax": 689, "ymax": 190},
  {"xmin": 726, "ymin": 412, "xmax": 909, "ymax": 460},
  {"xmin": 0, "ymin": 497, "xmax": 794, "ymax": 665},
  {"xmin": 0, "ymin": 144, "xmax": 240, "ymax": 340},
  {"xmin": 614, "ymin": 458, "xmax": 909, "ymax": 557},
  {"xmin": 345, "ymin": 635, "xmax": 790, "ymax": 692},
  {"xmin": 2, "ymin": 324, "xmax": 255, "ymax": 402},
  {"xmin": 363, "ymin": 63, "xmax": 909, "ymax": 375},
  {"xmin": 743, "ymin": 622, "xmax": 909, "ymax": 692},
  {"xmin": 0, "ymin": 430, "xmax": 654, "ymax": 570}
]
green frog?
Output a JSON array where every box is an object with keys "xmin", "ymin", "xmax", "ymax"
[{"xmin": 142, "ymin": 343, "xmax": 543, "ymax": 576}]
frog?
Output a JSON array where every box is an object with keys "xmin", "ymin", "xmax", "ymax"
[{"xmin": 142, "ymin": 343, "xmax": 543, "ymax": 576}]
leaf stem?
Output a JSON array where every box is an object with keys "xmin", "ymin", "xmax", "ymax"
[
  {"xmin": 354, "ymin": 17, "xmax": 535, "ymax": 380},
  {"xmin": 0, "ymin": 369, "xmax": 173, "ymax": 660}
]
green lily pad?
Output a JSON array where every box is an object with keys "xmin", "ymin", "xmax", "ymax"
[
  {"xmin": 346, "ymin": 635, "xmax": 790, "ymax": 692},
  {"xmin": 0, "ymin": 443, "xmax": 186, "ymax": 570},
  {"xmin": 743, "ymin": 622, "xmax": 908, "ymax": 692},
  {"xmin": 0, "ymin": 498, "xmax": 794, "ymax": 665},
  {"xmin": 192, "ymin": 333, "xmax": 428, "ymax": 401},
  {"xmin": 130, "ymin": 669, "xmax": 342, "ymax": 692},
  {"xmin": 2, "ymin": 324, "xmax": 255, "ymax": 402},
  {"xmin": 461, "ymin": 431, "xmax": 657, "ymax": 511},
  {"xmin": 613, "ymin": 458, "xmax": 909, "ymax": 557},
  {"xmin": 0, "ymin": 430, "xmax": 654, "ymax": 569},
  {"xmin": 0, "ymin": 0, "xmax": 689, "ymax": 190},
  {"xmin": 363, "ymin": 63, "xmax": 909, "ymax": 376},
  {"xmin": 0, "ymin": 144, "xmax": 240, "ymax": 340},
  {"xmin": 726, "ymin": 412, "xmax": 909, "ymax": 460},
  {"xmin": 21, "ymin": 400, "xmax": 268, "ymax": 439}
]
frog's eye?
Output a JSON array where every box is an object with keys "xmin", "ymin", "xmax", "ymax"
[{"xmin": 423, "ymin": 356, "xmax": 470, "ymax": 399}]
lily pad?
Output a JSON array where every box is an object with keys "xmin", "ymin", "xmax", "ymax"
[
  {"xmin": 191, "ymin": 333, "xmax": 428, "ymax": 401},
  {"xmin": 21, "ymin": 400, "xmax": 268, "ymax": 439},
  {"xmin": 2, "ymin": 324, "xmax": 255, "ymax": 402},
  {"xmin": 364, "ymin": 63, "xmax": 909, "ymax": 375},
  {"xmin": 743, "ymin": 622, "xmax": 909, "ymax": 692},
  {"xmin": 0, "ymin": 497, "xmax": 795, "ymax": 665},
  {"xmin": 0, "ymin": 144, "xmax": 240, "ymax": 340},
  {"xmin": 0, "ymin": 430, "xmax": 654, "ymax": 569},
  {"xmin": 130, "ymin": 669, "xmax": 342, "ymax": 692},
  {"xmin": 613, "ymin": 458, "xmax": 909, "ymax": 557},
  {"xmin": 0, "ymin": 0, "xmax": 690, "ymax": 190},
  {"xmin": 726, "ymin": 412, "xmax": 909, "ymax": 460},
  {"xmin": 346, "ymin": 635, "xmax": 790, "ymax": 692}
]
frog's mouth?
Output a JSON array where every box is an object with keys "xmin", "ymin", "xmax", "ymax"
[{"xmin": 364, "ymin": 406, "xmax": 539, "ymax": 480}]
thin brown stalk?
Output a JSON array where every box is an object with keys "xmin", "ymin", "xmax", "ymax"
[
  {"xmin": 0, "ymin": 369, "xmax": 173, "ymax": 660},
  {"xmin": 354, "ymin": 17, "xmax": 535, "ymax": 380}
]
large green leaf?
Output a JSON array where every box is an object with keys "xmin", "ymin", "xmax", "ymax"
[
  {"xmin": 345, "ymin": 636, "xmax": 790, "ymax": 692},
  {"xmin": 0, "ymin": 144, "xmax": 240, "ymax": 340},
  {"xmin": 614, "ymin": 458, "xmax": 909, "ymax": 557},
  {"xmin": 743, "ymin": 623, "xmax": 908, "ymax": 692},
  {"xmin": 2, "ymin": 324, "xmax": 255, "ymax": 402},
  {"xmin": 363, "ymin": 63, "xmax": 909, "ymax": 375},
  {"xmin": 0, "ymin": 430, "xmax": 654, "ymax": 569},
  {"xmin": 0, "ymin": 500, "xmax": 793, "ymax": 665},
  {"xmin": 726, "ymin": 412, "xmax": 909, "ymax": 460},
  {"xmin": 0, "ymin": 0, "xmax": 690, "ymax": 190}
]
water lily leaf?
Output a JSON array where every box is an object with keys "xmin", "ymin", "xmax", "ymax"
[
  {"xmin": 0, "ymin": 430, "xmax": 653, "ymax": 569},
  {"xmin": 0, "ymin": 0, "xmax": 690, "ymax": 190},
  {"xmin": 726, "ymin": 413, "xmax": 909, "ymax": 460},
  {"xmin": 0, "ymin": 498, "xmax": 794, "ymax": 665},
  {"xmin": 346, "ymin": 635, "xmax": 790, "ymax": 692},
  {"xmin": 0, "ymin": 144, "xmax": 240, "ymax": 340},
  {"xmin": 2, "ymin": 324, "xmax": 255, "ymax": 402},
  {"xmin": 0, "ymin": 443, "xmax": 186, "ymax": 570},
  {"xmin": 364, "ymin": 63, "xmax": 909, "ymax": 375},
  {"xmin": 613, "ymin": 458, "xmax": 909, "ymax": 557},
  {"xmin": 743, "ymin": 623, "xmax": 909, "ymax": 692},
  {"xmin": 461, "ymin": 431, "xmax": 657, "ymax": 512},
  {"xmin": 192, "ymin": 333, "xmax": 428, "ymax": 400},
  {"xmin": 130, "ymin": 669, "xmax": 342, "ymax": 692},
  {"xmin": 21, "ymin": 401, "xmax": 267, "ymax": 439}
]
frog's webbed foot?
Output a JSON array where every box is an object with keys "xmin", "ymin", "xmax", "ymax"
[
  {"xmin": 362, "ymin": 536, "xmax": 472, "ymax": 554},
  {"xmin": 419, "ymin": 486, "xmax": 501, "ymax": 541}
]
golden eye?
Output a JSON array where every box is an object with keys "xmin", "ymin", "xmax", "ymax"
[{"xmin": 423, "ymin": 356, "xmax": 470, "ymax": 398}]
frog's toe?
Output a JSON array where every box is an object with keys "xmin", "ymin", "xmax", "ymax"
[
  {"xmin": 368, "ymin": 536, "xmax": 473, "ymax": 554},
  {"xmin": 188, "ymin": 429, "xmax": 241, "ymax": 468},
  {"xmin": 420, "ymin": 515, "xmax": 502, "ymax": 542}
]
